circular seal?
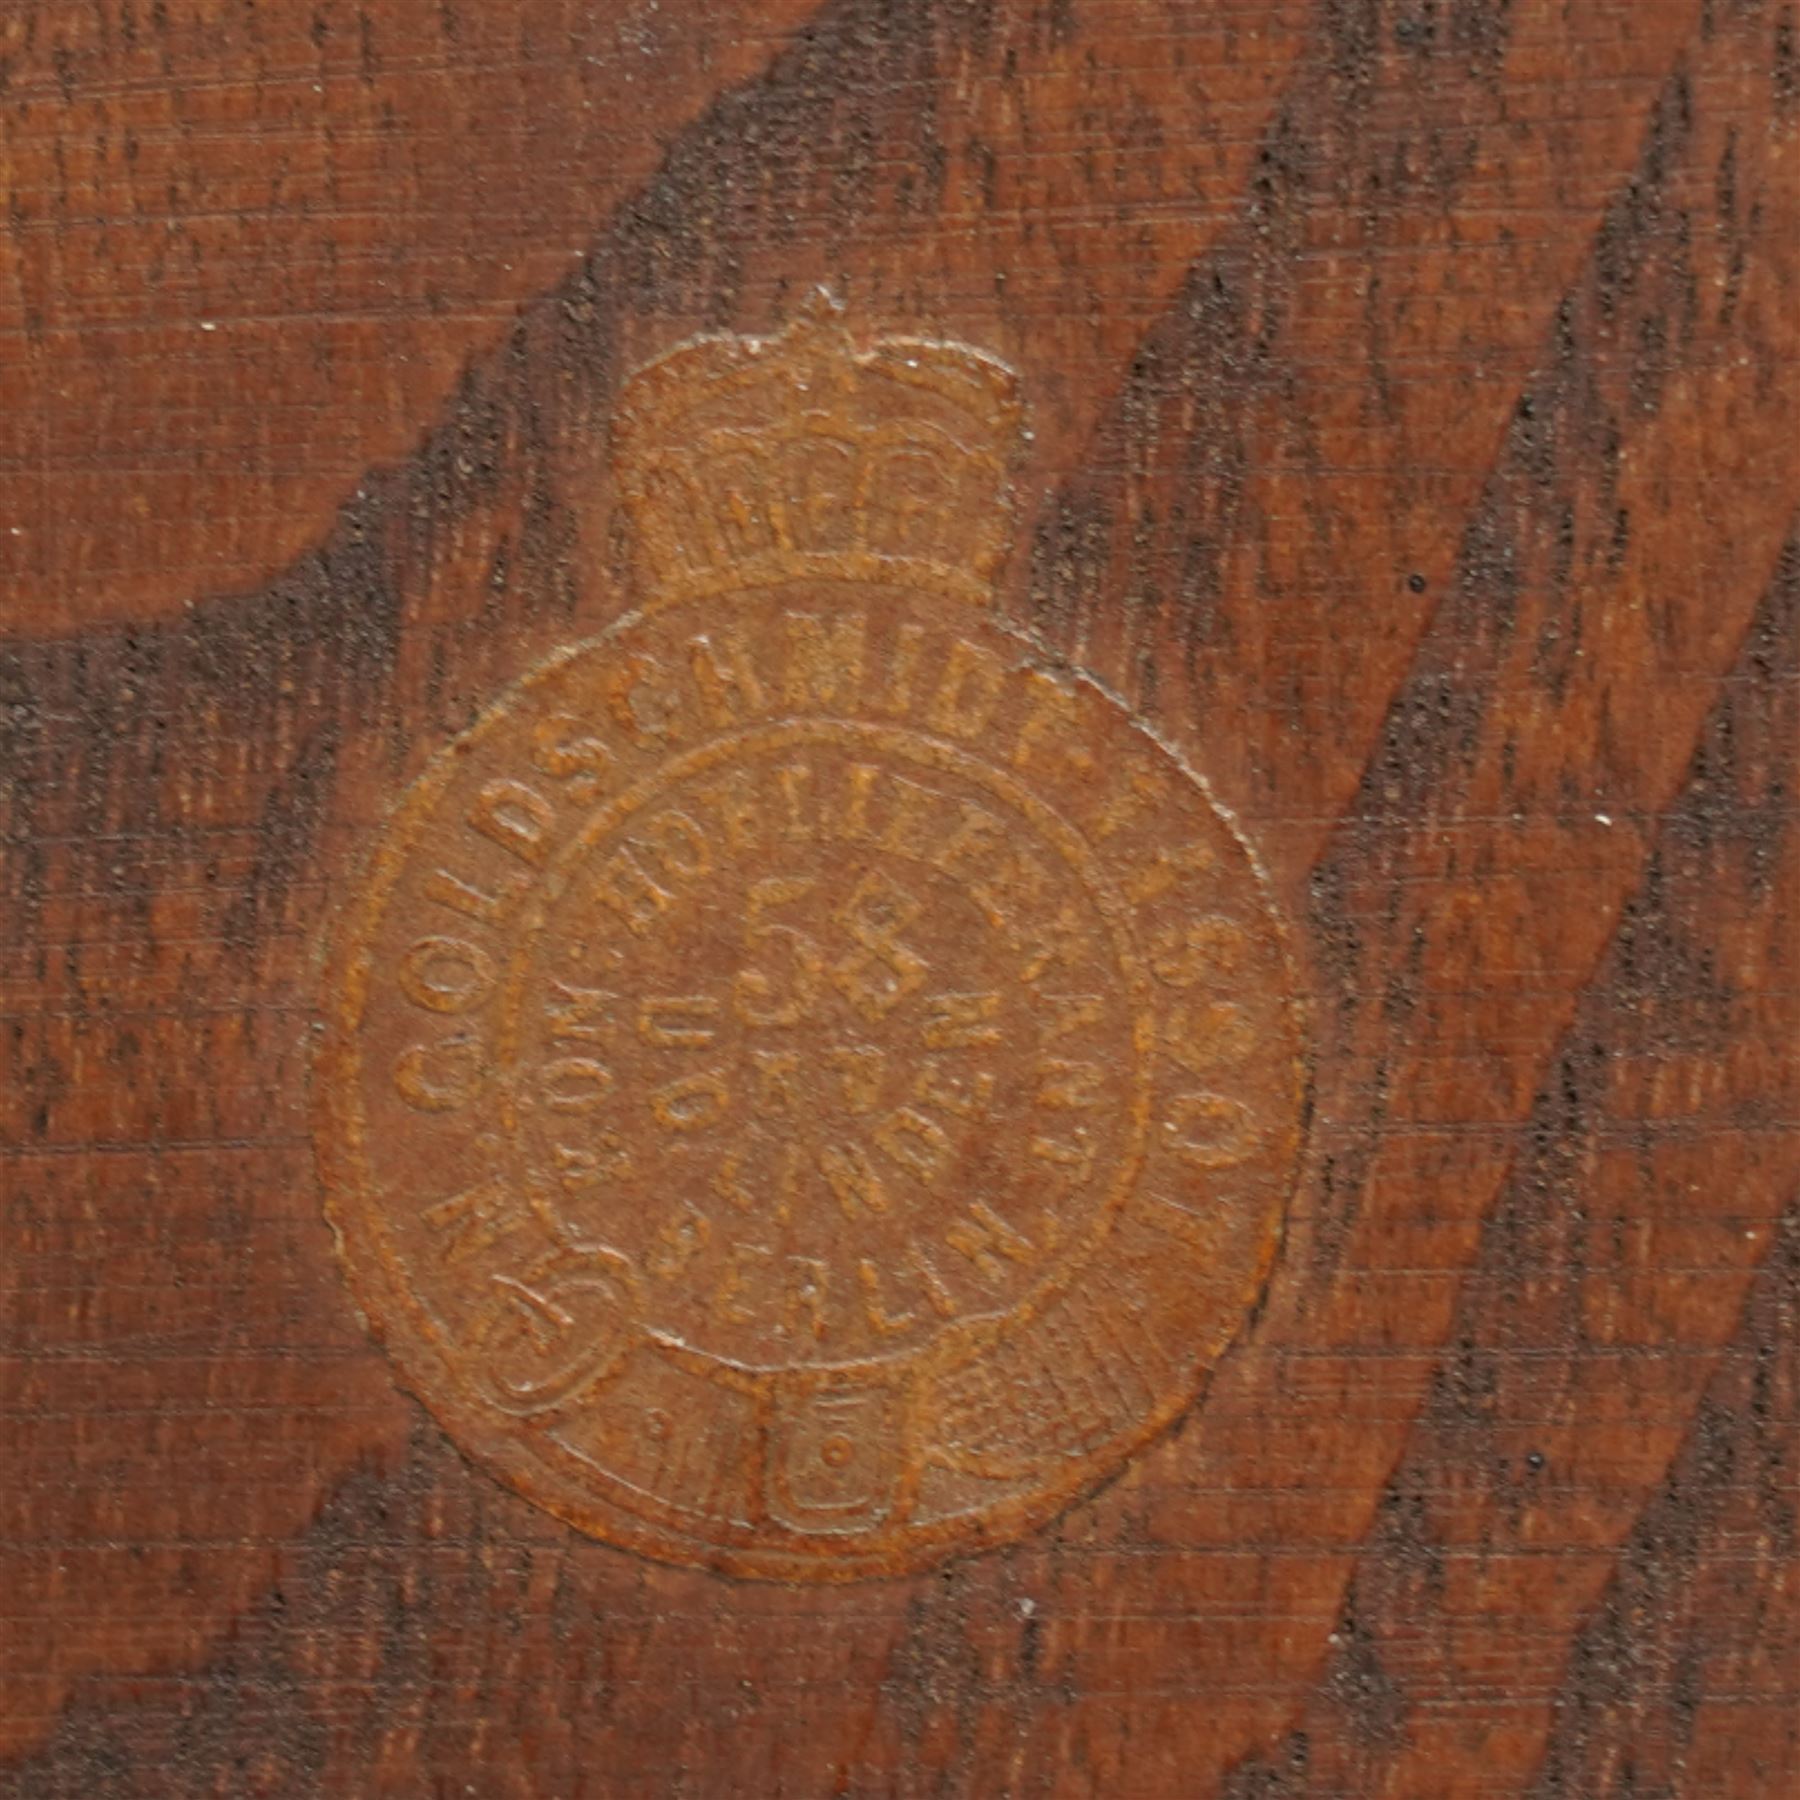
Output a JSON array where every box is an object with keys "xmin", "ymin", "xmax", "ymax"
[{"xmin": 317, "ymin": 580, "xmax": 1307, "ymax": 1580}]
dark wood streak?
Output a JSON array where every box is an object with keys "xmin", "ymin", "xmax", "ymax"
[
  {"xmin": 1222, "ymin": 531, "xmax": 1798, "ymax": 1794},
  {"xmin": 1209, "ymin": 2, "xmax": 1798, "ymax": 1771},
  {"xmin": 0, "ymin": 0, "xmax": 828, "ymax": 633},
  {"xmin": 1530, "ymin": 1198, "xmax": 1800, "ymax": 1798},
  {"xmin": 1016, "ymin": 0, "xmax": 1713, "ymax": 890},
  {"xmin": 1016, "ymin": 0, "xmax": 1797, "ymax": 1780}
]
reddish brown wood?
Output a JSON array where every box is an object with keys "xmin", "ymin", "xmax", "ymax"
[{"xmin": 2, "ymin": 0, "xmax": 1796, "ymax": 1794}]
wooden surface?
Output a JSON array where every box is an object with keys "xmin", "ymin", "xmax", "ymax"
[{"xmin": 2, "ymin": 0, "xmax": 1796, "ymax": 1793}]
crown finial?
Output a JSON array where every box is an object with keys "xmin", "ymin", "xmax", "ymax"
[{"xmin": 611, "ymin": 303, "xmax": 1023, "ymax": 610}]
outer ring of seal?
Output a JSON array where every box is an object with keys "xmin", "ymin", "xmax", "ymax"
[{"xmin": 313, "ymin": 586, "xmax": 1310, "ymax": 1582}]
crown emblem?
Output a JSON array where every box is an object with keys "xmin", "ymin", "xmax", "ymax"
[{"xmin": 612, "ymin": 294, "xmax": 1023, "ymax": 609}]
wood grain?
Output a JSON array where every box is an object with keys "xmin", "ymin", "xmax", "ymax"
[{"xmin": 1, "ymin": 0, "xmax": 1795, "ymax": 1793}]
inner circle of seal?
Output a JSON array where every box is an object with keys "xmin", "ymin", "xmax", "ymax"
[{"xmin": 491, "ymin": 713, "xmax": 1157, "ymax": 1381}]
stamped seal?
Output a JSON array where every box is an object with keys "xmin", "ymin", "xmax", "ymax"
[{"xmin": 316, "ymin": 301, "xmax": 1308, "ymax": 1580}]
